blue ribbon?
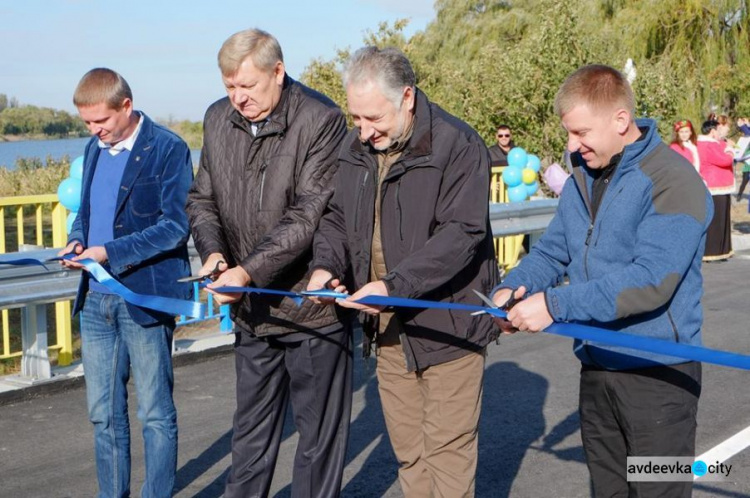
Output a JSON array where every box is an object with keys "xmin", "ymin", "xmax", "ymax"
[
  {"xmin": 0, "ymin": 258, "xmax": 50, "ymax": 270},
  {"xmin": 2, "ymin": 256, "xmax": 205, "ymax": 318},
  {"xmin": 251, "ymin": 287, "xmax": 750, "ymax": 371},
  {"xmin": 543, "ymin": 322, "xmax": 750, "ymax": 370},
  {"xmin": 206, "ymin": 285, "xmax": 304, "ymax": 307}
]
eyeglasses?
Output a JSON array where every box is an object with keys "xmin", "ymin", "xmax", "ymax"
[{"xmin": 497, "ymin": 134, "xmax": 511, "ymax": 138}]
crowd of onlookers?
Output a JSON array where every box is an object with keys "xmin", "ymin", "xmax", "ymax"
[{"xmin": 669, "ymin": 114, "xmax": 750, "ymax": 262}]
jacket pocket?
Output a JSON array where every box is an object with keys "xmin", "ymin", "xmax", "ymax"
[{"xmin": 131, "ymin": 176, "xmax": 161, "ymax": 217}]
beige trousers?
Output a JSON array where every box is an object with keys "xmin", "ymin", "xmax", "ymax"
[{"xmin": 376, "ymin": 336, "xmax": 485, "ymax": 498}]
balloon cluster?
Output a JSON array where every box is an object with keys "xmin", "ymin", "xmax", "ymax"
[
  {"xmin": 57, "ymin": 156, "xmax": 83, "ymax": 233},
  {"xmin": 501, "ymin": 148, "xmax": 540, "ymax": 202}
]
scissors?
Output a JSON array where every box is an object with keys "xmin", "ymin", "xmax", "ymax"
[
  {"xmin": 471, "ymin": 288, "xmax": 521, "ymax": 316},
  {"xmin": 472, "ymin": 288, "xmax": 522, "ymax": 343},
  {"xmin": 177, "ymin": 260, "xmax": 225, "ymax": 283}
]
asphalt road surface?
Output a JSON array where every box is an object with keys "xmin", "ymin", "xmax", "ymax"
[{"xmin": 2, "ymin": 255, "xmax": 750, "ymax": 497}]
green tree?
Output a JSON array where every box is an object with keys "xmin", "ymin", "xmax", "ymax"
[{"xmin": 300, "ymin": 0, "xmax": 750, "ymax": 163}]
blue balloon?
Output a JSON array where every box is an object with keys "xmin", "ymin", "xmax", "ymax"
[
  {"xmin": 66, "ymin": 212, "xmax": 78, "ymax": 233},
  {"xmin": 526, "ymin": 154, "xmax": 541, "ymax": 173},
  {"xmin": 57, "ymin": 177, "xmax": 82, "ymax": 212},
  {"xmin": 70, "ymin": 156, "xmax": 84, "ymax": 180},
  {"xmin": 502, "ymin": 166, "xmax": 523, "ymax": 187},
  {"xmin": 508, "ymin": 184, "xmax": 528, "ymax": 202},
  {"xmin": 507, "ymin": 147, "xmax": 528, "ymax": 168},
  {"xmin": 525, "ymin": 181, "xmax": 539, "ymax": 197}
]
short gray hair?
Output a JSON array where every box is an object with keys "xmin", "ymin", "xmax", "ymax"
[
  {"xmin": 218, "ymin": 28, "xmax": 284, "ymax": 76},
  {"xmin": 342, "ymin": 46, "xmax": 415, "ymax": 108}
]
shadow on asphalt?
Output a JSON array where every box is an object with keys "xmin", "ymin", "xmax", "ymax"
[
  {"xmin": 172, "ymin": 347, "xmax": 585, "ymax": 497},
  {"xmin": 174, "ymin": 430, "xmax": 232, "ymax": 497},
  {"xmin": 477, "ymin": 360, "xmax": 583, "ymax": 496}
]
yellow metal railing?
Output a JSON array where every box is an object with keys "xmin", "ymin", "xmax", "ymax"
[
  {"xmin": 490, "ymin": 167, "xmax": 525, "ymax": 271},
  {"xmin": 0, "ymin": 194, "xmax": 73, "ymax": 365}
]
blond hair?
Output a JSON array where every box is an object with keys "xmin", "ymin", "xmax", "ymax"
[
  {"xmin": 554, "ymin": 64, "xmax": 635, "ymax": 119},
  {"xmin": 218, "ymin": 28, "xmax": 283, "ymax": 76},
  {"xmin": 73, "ymin": 68, "xmax": 132, "ymax": 110}
]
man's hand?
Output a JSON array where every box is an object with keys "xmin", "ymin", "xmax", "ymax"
[
  {"xmin": 491, "ymin": 286, "xmax": 527, "ymax": 334},
  {"xmin": 506, "ymin": 291, "xmax": 553, "ymax": 333},
  {"xmin": 306, "ymin": 269, "xmax": 348, "ymax": 305},
  {"xmin": 58, "ymin": 242, "xmax": 83, "ymax": 268},
  {"xmin": 62, "ymin": 244, "xmax": 107, "ymax": 269},
  {"xmin": 205, "ymin": 265, "xmax": 251, "ymax": 305},
  {"xmin": 200, "ymin": 253, "xmax": 228, "ymax": 279},
  {"xmin": 337, "ymin": 280, "xmax": 388, "ymax": 315},
  {"xmin": 74, "ymin": 246, "xmax": 108, "ymax": 264}
]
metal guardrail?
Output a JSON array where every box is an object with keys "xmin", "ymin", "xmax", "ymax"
[
  {"xmin": 490, "ymin": 199, "xmax": 559, "ymax": 237},
  {"xmin": 0, "ymin": 243, "xmax": 228, "ymax": 383},
  {"xmin": 0, "ymin": 249, "xmax": 78, "ymax": 381},
  {"xmin": 0, "ymin": 195, "xmax": 71, "ymax": 366},
  {"xmin": 0, "ymin": 200, "xmax": 560, "ymax": 382}
]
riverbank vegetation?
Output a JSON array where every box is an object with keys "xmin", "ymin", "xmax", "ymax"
[
  {"xmin": 0, "ymin": 156, "xmax": 69, "ymax": 196},
  {"xmin": 0, "ymin": 94, "xmax": 87, "ymax": 139},
  {"xmin": 162, "ymin": 118, "xmax": 203, "ymax": 150}
]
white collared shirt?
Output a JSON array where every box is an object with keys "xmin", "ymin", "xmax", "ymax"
[{"xmin": 97, "ymin": 112, "xmax": 144, "ymax": 156}]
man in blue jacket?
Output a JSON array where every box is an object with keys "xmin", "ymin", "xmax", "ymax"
[
  {"xmin": 60, "ymin": 68, "xmax": 193, "ymax": 498},
  {"xmin": 493, "ymin": 65, "xmax": 711, "ymax": 497}
]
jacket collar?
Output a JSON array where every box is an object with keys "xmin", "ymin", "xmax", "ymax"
[
  {"xmin": 570, "ymin": 118, "xmax": 659, "ymax": 217},
  {"xmin": 228, "ymin": 74, "xmax": 294, "ymax": 137}
]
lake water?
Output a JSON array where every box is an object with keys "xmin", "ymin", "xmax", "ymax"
[{"xmin": 0, "ymin": 137, "xmax": 201, "ymax": 170}]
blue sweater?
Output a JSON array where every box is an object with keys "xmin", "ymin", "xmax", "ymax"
[
  {"xmin": 87, "ymin": 149, "xmax": 129, "ymax": 294},
  {"xmin": 502, "ymin": 119, "xmax": 712, "ymax": 370}
]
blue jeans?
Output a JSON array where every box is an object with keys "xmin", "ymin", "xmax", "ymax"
[{"xmin": 81, "ymin": 292, "xmax": 177, "ymax": 498}]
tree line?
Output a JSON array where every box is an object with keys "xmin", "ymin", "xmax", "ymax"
[
  {"xmin": 0, "ymin": 94, "xmax": 87, "ymax": 138},
  {"xmin": 300, "ymin": 0, "xmax": 750, "ymax": 165}
]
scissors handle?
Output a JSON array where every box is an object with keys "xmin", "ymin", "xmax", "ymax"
[{"xmin": 178, "ymin": 260, "xmax": 226, "ymax": 283}]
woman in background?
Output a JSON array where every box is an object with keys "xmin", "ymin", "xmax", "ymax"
[
  {"xmin": 735, "ymin": 117, "xmax": 750, "ymax": 201},
  {"xmin": 697, "ymin": 118, "xmax": 735, "ymax": 261},
  {"xmin": 669, "ymin": 119, "xmax": 700, "ymax": 173}
]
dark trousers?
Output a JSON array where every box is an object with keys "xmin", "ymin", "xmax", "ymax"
[
  {"xmin": 738, "ymin": 171, "xmax": 750, "ymax": 198},
  {"xmin": 224, "ymin": 322, "xmax": 353, "ymax": 498},
  {"xmin": 579, "ymin": 362, "xmax": 701, "ymax": 498}
]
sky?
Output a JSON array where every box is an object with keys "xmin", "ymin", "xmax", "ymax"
[{"xmin": 0, "ymin": 0, "xmax": 435, "ymax": 121}]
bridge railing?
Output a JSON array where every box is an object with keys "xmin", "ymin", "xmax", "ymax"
[
  {"xmin": 491, "ymin": 166, "xmax": 531, "ymax": 271},
  {"xmin": 0, "ymin": 192, "xmax": 559, "ymax": 382},
  {"xmin": 0, "ymin": 195, "xmax": 72, "ymax": 366},
  {"xmin": 0, "ymin": 246, "xmax": 230, "ymax": 383}
]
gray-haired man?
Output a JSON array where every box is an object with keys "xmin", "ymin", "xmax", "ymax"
[
  {"xmin": 186, "ymin": 28, "xmax": 352, "ymax": 498},
  {"xmin": 308, "ymin": 47, "xmax": 499, "ymax": 497}
]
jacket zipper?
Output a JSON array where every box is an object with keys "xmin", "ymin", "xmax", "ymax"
[
  {"xmin": 395, "ymin": 179, "xmax": 404, "ymax": 241},
  {"xmin": 258, "ymin": 162, "xmax": 268, "ymax": 210},
  {"xmin": 583, "ymin": 223, "xmax": 594, "ymax": 279},
  {"xmin": 354, "ymin": 170, "xmax": 369, "ymax": 232},
  {"xmin": 666, "ymin": 309, "xmax": 679, "ymax": 342}
]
